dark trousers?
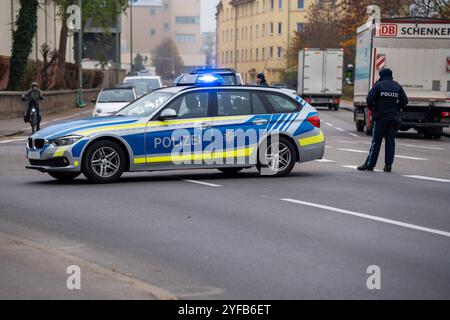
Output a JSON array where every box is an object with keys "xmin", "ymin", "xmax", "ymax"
[{"xmin": 366, "ymin": 115, "xmax": 398, "ymax": 168}]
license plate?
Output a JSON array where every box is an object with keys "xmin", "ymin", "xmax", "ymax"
[
  {"xmin": 313, "ymin": 98, "xmax": 331, "ymax": 103},
  {"xmin": 28, "ymin": 150, "xmax": 40, "ymax": 160}
]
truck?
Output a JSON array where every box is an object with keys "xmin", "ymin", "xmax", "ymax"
[
  {"xmin": 353, "ymin": 17, "xmax": 450, "ymax": 138},
  {"xmin": 297, "ymin": 49, "xmax": 344, "ymax": 111}
]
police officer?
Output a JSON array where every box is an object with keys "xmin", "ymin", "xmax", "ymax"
[
  {"xmin": 357, "ymin": 68, "xmax": 408, "ymax": 172},
  {"xmin": 22, "ymin": 82, "xmax": 44, "ymax": 131},
  {"xmin": 256, "ymin": 73, "xmax": 269, "ymax": 86}
]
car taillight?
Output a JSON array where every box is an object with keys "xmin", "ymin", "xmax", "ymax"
[
  {"xmin": 307, "ymin": 115, "xmax": 321, "ymax": 128},
  {"xmin": 442, "ymin": 111, "xmax": 450, "ymax": 117},
  {"xmin": 334, "ymin": 97, "xmax": 340, "ymax": 105}
]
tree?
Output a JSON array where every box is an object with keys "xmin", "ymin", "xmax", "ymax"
[
  {"xmin": 152, "ymin": 39, "xmax": 184, "ymax": 80},
  {"xmin": 338, "ymin": 0, "xmax": 407, "ymax": 63},
  {"xmin": 6, "ymin": 0, "xmax": 39, "ymax": 91},
  {"xmin": 409, "ymin": 0, "xmax": 450, "ymax": 17},
  {"xmin": 40, "ymin": 43, "xmax": 59, "ymax": 90},
  {"xmin": 134, "ymin": 54, "xmax": 145, "ymax": 72},
  {"xmin": 52, "ymin": 0, "xmax": 128, "ymax": 88}
]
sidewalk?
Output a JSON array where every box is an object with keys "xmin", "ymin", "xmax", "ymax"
[{"xmin": 0, "ymin": 106, "xmax": 94, "ymax": 137}]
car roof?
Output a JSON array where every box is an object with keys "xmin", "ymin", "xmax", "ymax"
[
  {"xmin": 101, "ymin": 87, "xmax": 134, "ymax": 91},
  {"xmin": 158, "ymin": 85, "xmax": 294, "ymax": 95},
  {"xmin": 124, "ymin": 76, "xmax": 161, "ymax": 79}
]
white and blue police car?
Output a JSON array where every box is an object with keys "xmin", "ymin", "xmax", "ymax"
[{"xmin": 26, "ymin": 74, "xmax": 325, "ymax": 183}]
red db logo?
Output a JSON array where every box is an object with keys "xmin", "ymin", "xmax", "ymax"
[{"xmin": 379, "ymin": 24, "xmax": 397, "ymax": 36}]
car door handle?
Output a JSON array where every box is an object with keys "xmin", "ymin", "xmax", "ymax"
[
  {"xmin": 195, "ymin": 122, "xmax": 212, "ymax": 128},
  {"xmin": 252, "ymin": 119, "xmax": 268, "ymax": 125}
]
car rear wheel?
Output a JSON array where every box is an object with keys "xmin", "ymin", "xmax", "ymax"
[
  {"xmin": 82, "ymin": 140, "xmax": 126, "ymax": 184},
  {"xmin": 48, "ymin": 172, "xmax": 81, "ymax": 181},
  {"xmin": 257, "ymin": 137, "xmax": 296, "ymax": 177},
  {"xmin": 218, "ymin": 167, "xmax": 244, "ymax": 175}
]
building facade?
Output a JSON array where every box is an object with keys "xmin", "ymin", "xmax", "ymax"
[
  {"xmin": 121, "ymin": 0, "xmax": 205, "ymax": 74},
  {"xmin": 0, "ymin": 0, "xmax": 74, "ymax": 63},
  {"xmin": 216, "ymin": 0, "xmax": 312, "ymax": 84}
]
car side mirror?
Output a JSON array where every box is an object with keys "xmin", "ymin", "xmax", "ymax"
[
  {"xmin": 158, "ymin": 108, "xmax": 177, "ymax": 120},
  {"xmin": 91, "ymin": 99, "xmax": 97, "ymax": 104}
]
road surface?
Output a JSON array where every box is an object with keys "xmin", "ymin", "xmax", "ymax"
[{"xmin": 1, "ymin": 105, "xmax": 449, "ymax": 299}]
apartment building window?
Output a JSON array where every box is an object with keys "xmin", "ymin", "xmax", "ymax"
[
  {"xmin": 256, "ymin": 25, "xmax": 259, "ymax": 38},
  {"xmin": 256, "ymin": 48, "xmax": 259, "ymax": 61},
  {"xmin": 230, "ymin": 51, "xmax": 233, "ymax": 63},
  {"xmin": 262, "ymin": 24, "xmax": 265, "ymax": 37},
  {"xmin": 175, "ymin": 33, "xmax": 195, "ymax": 43},
  {"xmin": 263, "ymin": 0, "xmax": 266, "ymax": 12},
  {"xmin": 250, "ymin": 49, "xmax": 253, "ymax": 61},
  {"xmin": 250, "ymin": 26, "xmax": 253, "ymax": 40},
  {"xmin": 269, "ymin": 46, "xmax": 273, "ymax": 59},
  {"xmin": 226, "ymin": 52, "xmax": 229, "ymax": 63},
  {"xmin": 277, "ymin": 47, "xmax": 282, "ymax": 59},
  {"xmin": 176, "ymin": 16, "xmax": 200, "ymax": 24},
  {"xmin": 278, "ymin": 0, "xmax": 282, "ymax": 9},
  {"xmin": 236, "ymin": 50, "xmax": 239, "ymax": 62},
  {"xmin": 270, "ymin": 23, "xmax": 274, "ymax": 35},
  {"xmin": 297, "ymin": 0, "xmax": 304, "ymax": 9},
  {"xmin": 150, "ymin": 8, "xmax": 155, "ymax": 15},
  {"xmin": 164, "ymin": 3, "xmax": 169, "ymax": 9},
  {"xmin": 150, "ymin": 28, "xmax": 156, "ymax": 36},
  {"xmin": 262, "ymin": 47, "xmax": 266, "ymax": 60},
  {"xmin": 297, "ymin": 23, "xmax": 304, "ymax": 33},
  {"xmin": 164, "ymin": 23, "xmax": 169, "ymax": 31},
  {"xmin": 278, "ymin": 22, "xmax": 282, "ymax": 34},
  {"xmin": 222, "ymin": 52, "xmax": 224, "ymax": 64},
  {"xmin": 231, "ymin": 29, "xmax": 233, "ymax": 41},
  {"xmin": 270, "ymin": 0, "xmax": 274, "ymax": 10}
]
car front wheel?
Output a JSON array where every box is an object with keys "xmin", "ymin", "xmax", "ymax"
[{"xmin": 82, "ymin": 140, "xmax": 126, "ymax": 184}]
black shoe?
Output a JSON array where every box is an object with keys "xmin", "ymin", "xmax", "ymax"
[
  {"xmin": 357, "ymin": 164, "xmax": 374, "ymax": 171},
  {"xmin": 383, "ymin": 165, "xmax": 392, "ymax": 172}
]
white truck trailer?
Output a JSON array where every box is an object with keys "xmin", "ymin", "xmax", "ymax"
[
  {"xmin": 354, "ymin": 17, "xmax": 450, "ymax": 138},
  {"xmin": 297, "ymin": 49, "xmax": 344, "ymax": 110}
]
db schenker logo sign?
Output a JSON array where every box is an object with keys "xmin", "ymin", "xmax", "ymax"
[{"xmin": 379, "ymin": 24, "xmax": 398, "ymax": 36}]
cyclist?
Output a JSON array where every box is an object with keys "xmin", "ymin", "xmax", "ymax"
[{"xmin": 22, "ymin": 82, "xmax": 43, "ymax": 131}]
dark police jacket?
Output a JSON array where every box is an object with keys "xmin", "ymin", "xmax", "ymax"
[{"xmin": 366, "ymin": 76, "xmax": 408, "ymax": 116}]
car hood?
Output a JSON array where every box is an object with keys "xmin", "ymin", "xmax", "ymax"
[{"xmin": 32, "ymin": 116, "xmax": 143, "ymax": 140}]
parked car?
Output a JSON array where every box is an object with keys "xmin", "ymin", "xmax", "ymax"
[
  {"xmin": 115, "ymin": 83, "xmax": 150, "ymax": 98},
  {"xmin": 92, "ymin": 87, "xmax": 137, "ymax": 117},
  {"xmin": 123, "ymin": 75, "xmax": 163, "ymax": 90}
]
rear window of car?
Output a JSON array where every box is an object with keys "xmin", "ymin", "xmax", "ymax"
[
  {"xmin": 264, "ymin": 93, "xmax": 299, "ymax": 113},
  {"xmin": 125, "ymin": 78, "xmax": 161, "ymax": 89},
  {"xmin": 98, "ymin": 89, "xmax": 135, "ymax": 103}
]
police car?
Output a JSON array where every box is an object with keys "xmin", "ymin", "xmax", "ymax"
[{"xmin": 26, "ymin": 74, "xmax": 325, "ymax": 183}]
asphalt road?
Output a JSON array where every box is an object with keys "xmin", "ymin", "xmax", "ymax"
[{"xmin": 1, "ymin": 105, "xmax": 449, "ymax": 299}]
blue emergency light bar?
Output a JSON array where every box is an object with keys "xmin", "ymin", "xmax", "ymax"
[{"xmin": 195, "ymin": 74, "xmax": 225, "ymax": 86}]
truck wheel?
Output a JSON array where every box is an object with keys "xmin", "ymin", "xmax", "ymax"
[
  {"xmin": 82, "ymin": 140, "xmax": 126, "ymax": 184},
  {"xmin": 328, "ymin": 106, "xmax": 333, "ymax": 110},
  {"xmin": 356, "ymin": 120, "xmax": 364, "ymax": 132}
]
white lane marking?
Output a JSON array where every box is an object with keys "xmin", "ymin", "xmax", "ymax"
[
  {"xmin": 315, "ymin": 159, "xmax": 335, "ymax": 163},
  {"xmin": 335, "ymin": 127, "xmax": 345, "ymax": 132},
  {"xmin": 342, "ymin": 165, "xmax": 382, "ymax": 172},
  {"xmin": 325, "ymin": 122, "xmax": 334, "ymax": 127},
  {"xmin": 398, "ymin": 143, "xmax": 445, "ymax": 151},
  {"xmin": 0, "ymin": 138, "xmax": 27, "ymax": 144},
  {"xmin": 337, "ymin": 148, "xmax": 428, "ymax": 161},
  {"xmin": 395, "ymin": 155, "xmax": 428, "ymax": 161},
  {"xmin": 403, "ymin": 175, "xmax": 450, "ymax": 183},
  {"xmin": 183, "ymin": 179, "xmax": 222, "ymax": 187},
  {"xmin": 280, "ymin": 198, "xmax": 450, "ymax": 238},
  {"xmin": 325, "ymin": 145, "xmax": 333, "ymax": 149},
  {"xmin": 337, "ymin": 148, "xmax": 367, "ymax": 153},
  {"xmin": 348, "ymin": 133, "xmax": 358, "ymax": 137}
]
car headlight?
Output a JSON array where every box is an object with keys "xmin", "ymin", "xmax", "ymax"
[{"xmin": 49, "ymin": 135, "xmax": 83, "ymax": 147}]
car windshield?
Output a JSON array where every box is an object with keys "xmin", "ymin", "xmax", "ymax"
[
  {"xmin": 132, "ymin": 84, "xmax": 149, "ymax": 97},
  {"xmin": 125, "ymin": 78, "xmax": 161, "ymax": 89},
  {"xmin": 115, "ymin": 91, "xmax": 174, "ymax": 116},
  {"xmin": 221, "ymin": 74, "xmax": 237, "ymax": 85},
  {"xmin": 98, "ymin": 89, "xmax": 135, "ymax": 103}
]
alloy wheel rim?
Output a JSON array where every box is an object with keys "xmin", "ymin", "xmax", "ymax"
[
  {"xmin": 264, "ymin": 142, "xmax": 291, "ymax": 172},
  {"xmin": 91, "ymin": 147, "xmax": 120, "ymax": 178}
]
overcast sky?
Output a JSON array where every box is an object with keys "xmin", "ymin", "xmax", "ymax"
[{"xmin": 201, "ymin": 0, "xmax": 220, "ymax": 32}]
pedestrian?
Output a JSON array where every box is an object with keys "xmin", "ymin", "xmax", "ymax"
[
  {"xmin": 256, "ymin": 73, "xmax": 269, "ymax": 86},
  {"xmin": 357, "ymin": 68, "xmax": 408, "ymax": 172},
  {"xmin": 22, "ymin": 82, "xmax": 43, "ymax": 131}
]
